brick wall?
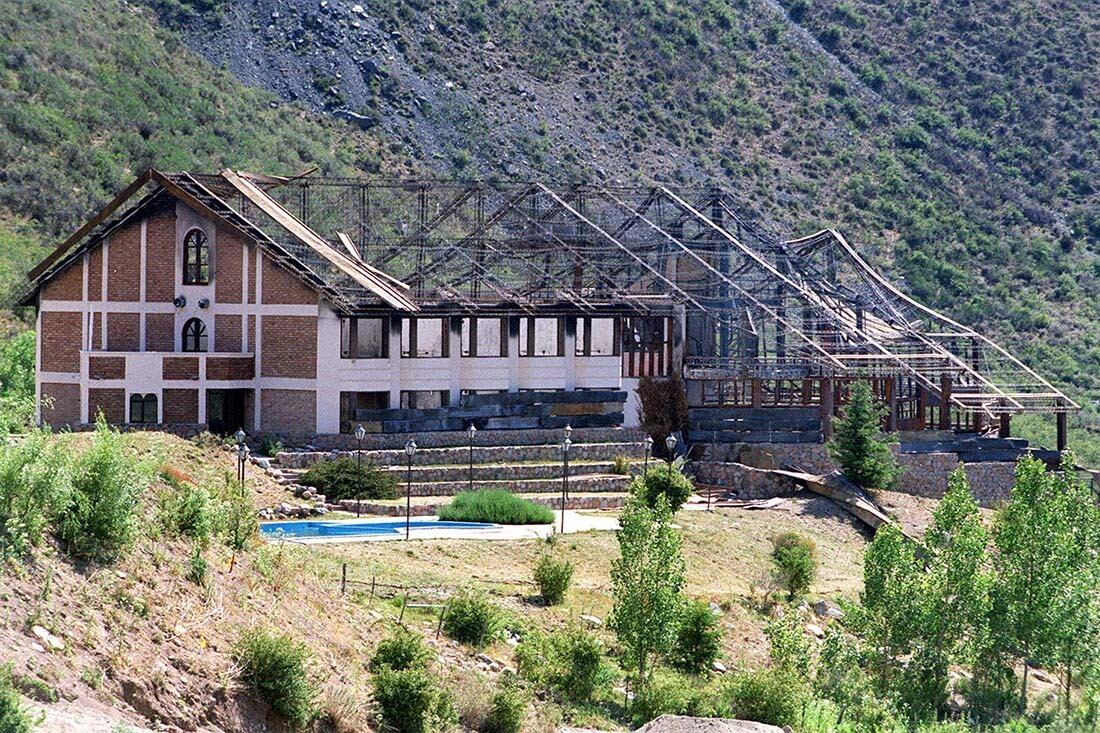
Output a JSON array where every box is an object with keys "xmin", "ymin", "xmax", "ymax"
[
  {"xmin": 206, "ymin": 356, "xmax": 254, "ymax": 381},
  {"xmin": 262, "ymin": 257, "xmax": 316, "ymax": 305},
  {"xmin": 106, "ymin": 312, "xmax": 139, "ymax": 351},
  {"xmin": 40, "ymin": 311, "xmax": 82, "ymax": 373},
  {"xmin": 163, "ymin": 356, "xmax": 199, "ymax": 381},
  {"xmin": 146, "ymin": 313, "xmax": 175, "ymax": 351},
  {"xmin": 261, "ymin": 388, "xmax": 316, "ymax": 432},
  {"xmin": 163, "ymin": 388, "xmax": 199, "ymax": 424},
  {"xmin": 214, "ymin": 314, "xmax": 241, "ymax": 353},
  {"xmin": 107, "ymin": 224, "xmax": 141, "ymax": 302},
  {"xmin": 260, "ymin": 315, "xmax": 316, "ymax": 378},
  {"xmin": 40, "ymin": 383, "xmax": 80, "ymax": 426},
  {"xmin": 88, "ymin": 388, "xmax": 125, "ymax": 424},
  {"xmin": 88, "ymin": 248, "xmax": 102, "ymax": 301},
  {"xmin": 41, "ymin": 261, "xmax": 82, "ymax": 300},
  {"xmin": 145, "ymin": 207, "xmax": 176, "ymax": 303},
  {"xmin": 88, "ymin": 356, "xmax": 125, "ymax": 380},
  {"xmin": 215, "ymin": 226, "xmax": 246, "ymax": 303}
]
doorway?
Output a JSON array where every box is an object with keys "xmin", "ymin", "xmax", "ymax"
[{"xmin": 207, "ymin": 389, "xmax": 250, "ymax": 435}]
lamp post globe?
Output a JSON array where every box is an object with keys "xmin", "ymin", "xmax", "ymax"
[
  {"xmin": 235, "ymin": 428, "xmax": 247, "ymax": 446},
  {"xmin": 665, "ymin": 433, "xmax": 677, "ymax": 481},
  {"xmin": 467, "ymin": 424, "xmax": 477, "ymax": 491},
  {"xmin": 643, "ymin": 435, "xmax": 653, "ymax": 474}
]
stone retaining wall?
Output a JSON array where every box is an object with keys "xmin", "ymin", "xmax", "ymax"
[
  {"xmin": 341, "ymin": 494, "xmax": 626, "ymax": 516},
  {"xmin": 698, "ymin": 442, "xmax": 1018, "ymax": 507}
]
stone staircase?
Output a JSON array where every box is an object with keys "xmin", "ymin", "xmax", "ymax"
[{"xmin": 268, "ymin": 427, "xmax": 648, "ymax": 516}]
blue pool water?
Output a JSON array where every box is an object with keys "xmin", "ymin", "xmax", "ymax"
[{"xmin": 260, "ymin": 519, "xmax": 497, "ymax": 539}]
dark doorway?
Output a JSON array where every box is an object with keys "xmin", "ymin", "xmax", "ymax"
[{"xmin": 207, "ymin": 389, "xmax": 249, "ymax": 435}]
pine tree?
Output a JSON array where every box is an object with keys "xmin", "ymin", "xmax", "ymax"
[{"xmin": 828, "ymin": 380, "xmax": 900, "ymax": 489}]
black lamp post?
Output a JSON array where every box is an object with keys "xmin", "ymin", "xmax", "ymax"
[
  {"xmin": 354, "ymin": 424, "xmax": 366, "ymax": 518},
  {"xmin": 665, "ymin": 433, "xmax": 677, "ymax": 485},
  {"xmin": 560, "ymin": 432, "xmax": 572, "ymax": 534},
  {"xmin": 643, "ymin": 435, "xmax": 653, "ymax": 476},
  {"xmin": 234, "ymin": 428, "xmax": 248, "ymax": 496},
  {"xmin": 404, "ymin": 439, "xmax": 417, "ymax": 540},
  {"xmin": 467, "ymin": 423, "xmax": 477, "ymax": 492}
]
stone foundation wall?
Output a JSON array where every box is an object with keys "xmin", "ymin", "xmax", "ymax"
[
  {"xmin": 338, "ymin": 494, "xmax": 626, "ymax": 516},
  {"xmin": 698, "ymin": 442, "xmax": 1017, "ymax": 508}
]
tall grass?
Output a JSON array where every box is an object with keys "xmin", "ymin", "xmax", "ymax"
[
  {"xmin": 0, "ymin": 429, "xmax": 70, "ymax": 558},
  {"xmin": 438, "ymin": 490, "xmax": 553, "ymax": 525}
]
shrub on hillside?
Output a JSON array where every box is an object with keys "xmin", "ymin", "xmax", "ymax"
[
  {"xmin": 630, "ymin": 669, "xmax": 700, "ymax": 727},
  {"xmin": 370, "ymin": 628, "xmax": 433, "ymax": 673},
  {"xmin": 234, "ymin": 628, "xmax": 315, "ymax": 729},
  {"xmin": 483, "ymin": 675, "xmax": 527, "ymax": 733},
  {"xmin": 442, "ymin": 588, "xmax": 502, "ymax": 647},
  {"xmin": 373, "ymin": 667, "xmax": 457, "ymax": 733},
  {"xmin": 299, "ymin": 457, "xmax": 398, "ymax": 502},
  {"xmin": 516, "ymin": 626, "xmax": 608, "ymax": 703},
  {"xmin": 0, "ymin": 429, "xmax": 69, "ymax": 558},
  {"xmin": 770, "ymin": 532, "xmax": 818, "ymax": 602},
  {"xmin": 156, "ymin": 480, "xmax": 215, "ymax": 548},
  {"xmin": 533, "ymin": 553, "xmax": 573, "ymax": 605},
  {"xmin": 670, "ymin": 599, "xmax": 723, "ymax": 675},
  {"xmin": 630, "ymin": 463, "xmax": 694, "ymax": 513},
  {"xmin": 438, "ymin": 490, "xmax": 553, "ymax": 525},
  {"xmin": 55, "ymin": 416, "xmax": 146, "ymax": 563},
  {"xmin": 720, "ymin": 668, "xmax": 807, "ymax": 728},
  {"xmin": 0, "ymin": 664, "xmax": 36, "ymax": 733},
  {"xmin": 216, "ymin": 472, "xmax": 259, "ymax": 551}
]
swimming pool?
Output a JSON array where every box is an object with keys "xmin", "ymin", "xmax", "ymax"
[{"xmin": 260, "ymin": 518, "xmax": 497, "ymax": 539}]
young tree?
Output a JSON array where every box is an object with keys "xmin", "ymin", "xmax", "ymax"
[
  {"xmin": 608, "ymin": 492, "xmax": 685, "ymax": 687},
  {"xmin": 828, "ymin": 380, "xmax": 899, "ymax": 489}
]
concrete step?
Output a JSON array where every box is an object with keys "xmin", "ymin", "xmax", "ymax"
[
  {"xmin": 400, "ymin": 473, "xmax": 632, "ymax": 497},
  {"xmin": 275, "ymin": 441, "xmax": 647, "ymax": 468},
  {"xmin": 272, "ymin": 426, "xmax": 645, "ymax": 452},
  {"xmin": 279, "ymin": 459, "xmax": 641, "ymax": 483}
]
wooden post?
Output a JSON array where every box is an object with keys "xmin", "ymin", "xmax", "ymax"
[
  {"xmin": 750, "ymin": 378, "xmax": 763, "ymax": 408},
  {"xmin": 1057, "ymin": 412, "xmax": 1068, "ymax": 452},
  {"xmin": 820, "ymin": 378, "xmax": 834, "ymax": 442},
  {"xmin": 886, "ymin": 377, "xmax": 898, "ymax": 432},
  {"xmin": 938, "ymin": 375, "xmax": 952, "ymax": 431},
  {"xmin": 341, "ymin": 563, "xmax": 347, "ymax": 595},
  {"xmin": 999, "ymin": 413, "xmax": 1011, "ymax": 438}
]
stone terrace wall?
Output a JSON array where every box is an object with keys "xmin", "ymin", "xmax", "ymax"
[{"xmin": 697, "ymin": 442, "xmax": 1016, "ymax": 508}]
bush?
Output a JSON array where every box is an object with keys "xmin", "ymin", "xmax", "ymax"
[
  {"xmin": 720, "ymin": 668, "xmax": 807, "ymax": 728},
  {"xmin": 234, "ymin": 628, "xmax": 315, "ymax": 729},
  {"xmin": 533, "ymin": 553, "xmax": 573, "ymax": 605},
  {"xmin": 299, "ymin": 457, "xmax": 398, "ymax": 502},
  {"xmin": 771, "ymin": 531, "xmax": 818, "ymax": 602},
  {"xmin": 516, "ymin": 626, "xmax": 607, "ymax": 703},
  {"xmin": 442, "ymin": 589, "xmax": 501, "ymax": 647},
  {"xmin": 630, "ymin": 465, "xmax": 694, "ymax": 513},
  {"xmin": 55, "ymin": 416, "xmax": 146, "ymax": 563},
  {"xmin": 370, "ymin": 628, "xmax": 433, "ymax": 673},
  {"xmin": 217, "ymin": 473, "xmax": 258, "ymax": 551},
  {"xmin": 631, "ymin": 669, "xmax": 697, "ymax": 727},
  {"xmin": 671, "ymin": 600, "xmax": 722, "ymax": 675},
  {"xmin": 438, "ymin": 490, "xmax": 553, "ymax": 525},
  {"xmin": 187, "ymin": 545, "xmax": 207, "ymax": 585},
  {"xmin": 0, "ymin": 664, "xmax": 36, "ymax": 733},
  {"xmin": 483, "ymin": 676, "xmax": 527, "ymax": 733},
  {"xmin": 260, "ymin": 437, "xmax": 284, "ymax": 457},
  {"xmin": 157, "ymin": 481, "xmax": 215, "ymax": 547},
  {"xmin": 637, "ymin": 375, "xmax": 689, "ymax": 450},
  {"xmin": 0, "ymin": 429, "xmax": 69, "ymax": 558},
  {"xmin": 611, "ymin": 454, "xmax": 631, "ymax": 475},
  {"xmin": 373, "ymin": 668, "xmax": 457, "ymax": 733}
]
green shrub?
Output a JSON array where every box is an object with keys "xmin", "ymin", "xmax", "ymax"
[
  {"xmin": 630, "ymin": 464, "xmax": 694, "ymax": 512},
  {"xmin": 0, "ymin": 428, "xmax": 69, "ymax": 558},
  {"xmin": 516, "ymin": 626, "xmax": 607, "ymax": 703},
  {"xmin": 720, "ymin": 668, "xmax": 807, "ymax": 728},
  {"xmin": 187, "ymin": 546, "xmax": 207, "ymax": 585},
  {"xmin": 770, "ymin": 532, "xmax": 818, "ymax": 602},
  {"xmin": 0, "ymin": 664, "xmax": 36, "ymax": 733},
  {"xmin": 483, "ymin": 675, "xmax": 527, "ymax": 733},
  {"xmin": 611, "ymin": 454, "xmax": 631, "ymax": 475},
  {"xmin": 217, "ymin": 473, "xmax": 258, "ymax": 551},
  {"xmin": 373, "ymin": 667, "xmax": 457, "ymax": 733},
  {"xmin": 533, "ymin": 553, "xmax": 573, "ymax": 605},
  {"xmin": 157, "ymin": 481, "xmax": 215, "ymax": 547},
  {"xmin": 370, "ymin": 628, "xmax": 433, "ymax": 673},
  {"xmin": 234, "ymin": 628, "xmax": 315, "ymax": 729},
  {"xmin": 55, "ymin": 417, "xmax": 146, "ymax": 563},
  {"xmin": 438, "ymin": 490, "xmax": 553, "ymax": 525},
  {"xmin": 442, "ymin": 589, "xmax": 502, "ymax": 647},
  {"xmin": 260, "ymin": 438, "xmax": 284, "ymax": 457},
  {"xmin": 671, "ymin": 599, "xmax": 722, "ymax": 675},
  {"xmin": 299, "ymin": 457, "xmax": 398, "ymax": 502},
  {"xmin": 630, "ymin": 669, "xmax": 696, "ymax": 727}
]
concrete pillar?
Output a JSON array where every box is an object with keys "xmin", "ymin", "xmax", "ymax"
[
  {"xmin": 448, "ymin": 316, "xmax": 462, "ymax": 406},
  {"xmin": 886, "ymin": 377, "xmax": 898, "ymax": 432},
  {"xmin": 1057, "ymin": 412, "xmax": 1068, "ymax": 452},
  {"xmin": 388, "ymin": 315, "xmax": 402, "ymax": 408},
  {"xmin": 999, "ymin": 413, "xmax": 1011, "ymax": 438},
  {"xmin": 563, "ymin": 316, "xmax": 577, "ymax": 391},
  {"xmin": 671, "ymin": 305, "xmax": 686, "ymax": 377},
  {"xmin": 506, "ymin": 316, "xmax": 520, "ymax": 392},
  {"xmin": 938, "ymin": 374, "xmax": 952, "ymax": 431},
  {"xmin": 820, "ymin": 377, "xmax": 834, "ymax": 442}
]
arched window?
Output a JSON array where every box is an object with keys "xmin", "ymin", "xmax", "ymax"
[
  {"xmin": 129, "ymin": 393, "xmax": 158, "ymax": 424},
  {"xmin": 183, "ymin": 228, "xmax": 209, "ymax": 285},
  {"xmin": 182, "ymin": 318, "xmax": 208, "ymax": 353}
]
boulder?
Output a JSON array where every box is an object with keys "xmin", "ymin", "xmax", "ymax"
[{"xmin": 813, "ymin": 600, "xmax": 843, "ymax": 620}]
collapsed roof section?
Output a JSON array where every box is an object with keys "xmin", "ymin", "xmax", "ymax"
[{"xmin": 23, "ymin": 170, "xmax": 1076, "ymax": 417}]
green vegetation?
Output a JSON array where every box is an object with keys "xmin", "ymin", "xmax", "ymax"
[
  {"xmin": 0, "ymin": 429, "xmax": 70, "ymax": 558},
  {"xmin": 630, "ymin": 461, "xmax": 694, "ymax": 513},
  {"xmin": 156, "ymin": 479, "xmax": 216, "ymax": 547},
  {"xmin": 372, "ymin": 667, "xmax": 458, "ymax": 733},
  {"xmin": 0, "ymin": 664, "xmax": 36, "ymax": 733},
  {"xmin": 828, "ymin": 381, "xmax": 900, "ymax": 489},
  {"xmin": 438, "ymin": 489, "xmax": 553, "ymax": 525},
  {"xmin": 369, "ymin": 628, "xmax": 433, "ymax": 673},
  {"xmin": 298, "ymin": 457, "xmax": 399, "ymax": 502},
  {"xmin": 234, "ymin": 628, "xmax": 316, "ymax": 729},
  {"xmin": 770, "ymin": 531, "xmax": 819, "ymax": 602},
  {"xmin": 532, "ymin": 552, "xmax": 573, "ymax": 605},
  {"xmin": 0, "ymin": 330, "xmax": 36, "ymax": 432},
  {"xmin": 516, "ymin": 626, "xmax": 608, "ymax": 704},
  {"xmin": 442, "ymin": 588, "xmax": 502, "ymax": 647},
  {"xmin": 55, "ymin": 416, "xmax": 149, "ymax": 563},
  {"xmin": 483, "ymin": 676, "xmax": 527, "ymax": 733},
  {"xmin": 670, "ymin": 599, "xmax": 722, "ymax": 675}
]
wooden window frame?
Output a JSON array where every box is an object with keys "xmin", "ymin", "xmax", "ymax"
[{"xmin": 182, "ymin": 228, "xmax": 209, "ymax": 285}]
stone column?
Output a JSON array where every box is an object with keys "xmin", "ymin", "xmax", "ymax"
[{"xmin": 820, "ymin": 377, "xmax": 834, "ymax": 442}]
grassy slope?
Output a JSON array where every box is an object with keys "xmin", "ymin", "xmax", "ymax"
[
  {"xmin": 0, "ymin": 0, "xmax": 407, "ymax": 302},
  {"xmin": 0, "ymin": 431, "xmax": 879, "ymax": 731}
]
